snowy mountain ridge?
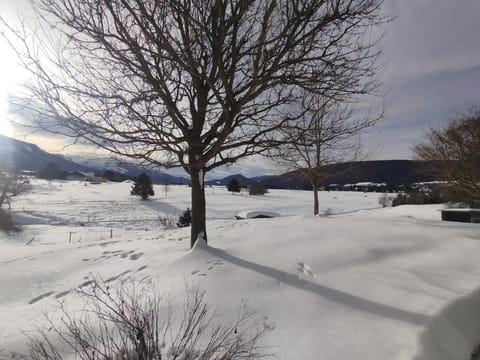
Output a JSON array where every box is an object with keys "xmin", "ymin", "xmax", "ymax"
[{"xmin": 0, "ymin": 134, "xmax": 437, "ymax": 187}]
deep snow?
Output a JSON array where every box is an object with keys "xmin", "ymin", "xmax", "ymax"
[{"xmin": 1, "ymin": 180, "xmax": 480, "ymax": 359}]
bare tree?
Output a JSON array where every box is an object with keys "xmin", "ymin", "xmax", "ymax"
[
  {"xmin": 163, "ymin": 182, "xmax": 170, "ymax": 198},
  {"xmin": 0, "ymin": 171, "xmax": 27, "ymax": 231},
  {"xmin": 4, "ymin": 278, "xmax": 272, "ymax": 359},
  {"xmin": 0, "ymin": 172, "xmax": 25, "ymax": 210},
  {"xmin": 414, "ymin": 109, "xmax": 480, "ymax": 206},
  {"xmin": 1, "ymin": 0, "xmax": 387, "ymax": 246},
  {"xmin": 269, "ymin": 94, "xmax": 379, "ymax": 215}
]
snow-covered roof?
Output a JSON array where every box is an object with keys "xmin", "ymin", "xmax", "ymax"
[{"xmin": 235, "ymin": 210, "xmax": 281, "ymax": 219}]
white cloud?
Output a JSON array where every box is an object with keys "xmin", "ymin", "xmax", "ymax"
[
  {"xmin": 381, "ymin": 0, "xmax": 480, "ymax": 82},
  {"xmin": 365, "ymin": 0, "xmax": 480, "ymax": 159}
]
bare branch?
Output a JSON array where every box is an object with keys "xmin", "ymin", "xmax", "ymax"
[
  {"xmin": 3, "ymin": 277, "xmax": 273, "ymax": 360},
  {"xmin": 268, "ymin": 92, "xmax": 382, "ymax": 214},
  {"xmin": 414, "ymin": 108, "xmax": 480, "ymax": 206},
  {"xmin": 1, "ymin": 0, "xmax": 388, "ymax": 245}
]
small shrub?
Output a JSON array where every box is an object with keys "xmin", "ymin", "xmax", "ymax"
[
  {"xmin": 445, "ymin": 201, "xmax": 470, "ymax": 209},
  {"xmin": 6, "ymin": 278, "xmax": 273, "ymax": 359},
  {"xmin": 158, "ymin": 214, "xmax": 177, "ymax": 228},
  {"xmin": 0, "ymin": 209, "xmax": 20, "ymax": 233},
  {"xmin": 392, "ymin": 188, "xmax": 445, "ymax": 206},
  {"xmin": 249, "ymin": 182, "xmax": 268, "ymax": 196},
  {"xmin": 177, "ymin": 208, "xmax": 192, "ymax": 227},
  {"xmin": 323, "ymin": 208, "xmax": 334, "ymax": 216},
  {"xmin": 378, "ymin": 193, "xmax": 393, "ymax": 208}
]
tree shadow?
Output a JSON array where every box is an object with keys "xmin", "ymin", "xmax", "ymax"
[
  {"xmin": 140, "ymin": 199, "xmax": 183, "ymax": 216},
  {"xmin": 203, "ymin": 245, "xmax": 430, "ymax": 326},
  {"xmin": 414, "ymin": 287, "xmax": 480, "ymax": 360},
  {"xmin": 322, "ymin": 244, "xmax": 431, "ymax": 273}
]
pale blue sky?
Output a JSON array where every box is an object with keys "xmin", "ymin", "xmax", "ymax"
[{"xmin": 372, "ymin": 0, "xmax": 480, "ymax": 159}]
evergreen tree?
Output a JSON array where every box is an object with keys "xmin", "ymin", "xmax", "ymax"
[
  {"xmin": 177, "ymin": 208, "xmax": 192, "ymax": 228},
  {"xmin": 130, "ymin": 173, "xmax": 154, "ymax": 200},
  {"xmin": 227, "ymin": 179, "xmax": 241, "ymax": 194}
]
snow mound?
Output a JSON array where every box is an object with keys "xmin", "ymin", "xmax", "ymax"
[{"xmin": 235, "ymin": 210, "xmax": 281, "ymax": 219}]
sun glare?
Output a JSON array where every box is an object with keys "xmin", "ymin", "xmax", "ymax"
[
  {"xmin": 0, "ymin": 116, "xmax": 12, "ymax": 137},
  {"xmin": 0, "ymin": 73, "xmax": 14, "ymax": 137},
  {"xmin": 0, "ymin": 31, "xmax": 27, "ymax": 137}
]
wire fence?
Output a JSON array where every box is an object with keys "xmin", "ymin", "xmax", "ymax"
[{"xmin": 68, "ymin": 228, "xmax": 114, "ymax": 243}]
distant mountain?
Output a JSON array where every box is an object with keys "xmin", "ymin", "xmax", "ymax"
[
  {"xmin": 261, "ymin": 160, "xmax": 437, "ymax": 189},
  {"xmin": 0, "ymin": 135, "xmax": 438, "ymax": 188},
  {"xmin": 119, "ymin": 164, "xmax": 191, "ymax": 185},
  {"xmin": 206, "ymin": 160, "xmax": 437, "ymax": 190},
  {"xmin": 0, "ymin": 135, "xmax": 190, "ymax": 184},
  {"xmin": 67, "ymin": 155, "xmax": 130, "ymax": 174},
  {"xmin": 0, "ymin": 135, "xmax": 94, "ymax": 173},
  {"xmin": 205, "ymin": 174, "xmax": 253, "ymax": 186},
  {"xmin": 317, "ymin": 160, "xmax": 436, "ymax": 186},
  {"xmin": 69, "ymin": 155, "xmax": 190, "ymax": 184}
]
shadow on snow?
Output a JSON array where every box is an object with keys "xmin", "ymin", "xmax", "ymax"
[{"xmin": 201, "ymin": 245, "xmax": 430, "ymax": 327}]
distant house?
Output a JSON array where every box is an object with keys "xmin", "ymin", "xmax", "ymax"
[
  {"xmin": 66, "ymin": 170, "xmax": 95, "ymax": 182},
  {"xmin": 19, "ymin": 170, "xmax": 38, "ymax": 178}
]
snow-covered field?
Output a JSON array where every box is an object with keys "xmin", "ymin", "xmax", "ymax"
[{"xmin": 1, "ymin": 180, "xmax": 480, "ymax": 359}]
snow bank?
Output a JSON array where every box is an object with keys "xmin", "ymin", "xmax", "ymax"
[{"xmin": 1, "ymin": 180, "xmax": 480, "ymax": 359}]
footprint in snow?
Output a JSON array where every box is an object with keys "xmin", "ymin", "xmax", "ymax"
[
  {"xmin": 105, "ymin": 275, "xmax": 120, "ymax": 283},
  {"xmin": 190, "ymin": 270, "xmax": 206, "ymax": 277},
  {"xmin": 29, "ymin": 291, "xmax": 55, "ymax": 305},
  {"xmin": 139, "ymin": 275, "xmax": 152, "ymax": 284},
  {"xmin": 297, "ymin": 262, "xmax": 317, "ymax": 278},
  {"xmin": 203, "ymin": 259, "xmax": 224, "ymax": 272},
  {"xmin": 120, "ymin": 250, "xmax": 135, "ymax": 259},
  {"xmin": 105, "ymin": 270, "xmax": 132, "ymax": 283},
  {"xmin": 207, "ymin": 259, "xmax": 224, "ymax": 266},
  {"xmin": 99, "ymin": 241, "xmax": 120, "ymax": 247},
  {"xmin": 55, "ymin": 290, "xmax": 71, "ymax": 299},
  {"xmin": 129, "ymin": 252, "xmax": 143, "ymax": 260}
]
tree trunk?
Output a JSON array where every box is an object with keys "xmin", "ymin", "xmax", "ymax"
[
  {"xmin": 190, "ymin": 167, "xmax": 207, "ymax": 248},
  {"xmin": 311, "ymin": 180, "xmax": 320, "ymax": 216}
]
